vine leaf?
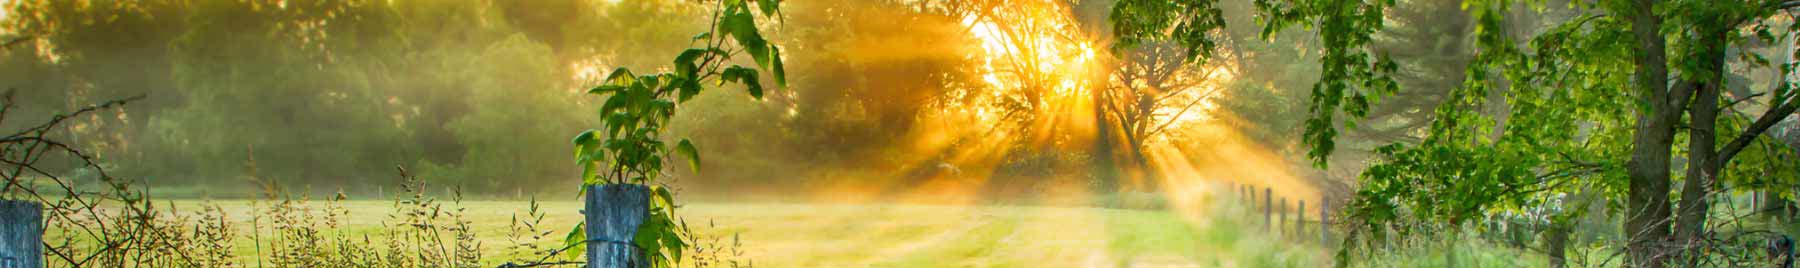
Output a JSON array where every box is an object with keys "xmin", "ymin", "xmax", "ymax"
[
  {"xmin": 757, "ymin": 0, "xmax": 779, "ymax": 17},
  {"xmin": 721, "ymin": 7, "xmax": 772, "ymax": 70},
  {"xmin": 562, "ymin": 223, "xmax": 586, "ymax": 259},
  {"xmin": 721, "ymin": 65, "xmax": 763, "ymax": 99},
  {"xmin": 770, "ymin": 46, "xmax": 786, "ymax": 87},
  {"xmin": 675, "ymin": 139, "xmax": 700, "ymax": 172}
]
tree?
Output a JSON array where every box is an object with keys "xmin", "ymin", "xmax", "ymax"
[
  {"xmin": 1114, "ymin": 0, "xmax": 1800, "ymax": 267},
  {"xmin": 1351, "ymin": 0, "xmax": 1474, "ymax": 145},
  {"xmin": 1097, "ymin": 40, "xmax": 1228, "ymax": 191}
]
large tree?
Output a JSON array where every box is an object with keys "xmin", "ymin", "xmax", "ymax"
[{"xmin": 1097, "ymin": 40, "xmax": 1228, "ymax": 191}]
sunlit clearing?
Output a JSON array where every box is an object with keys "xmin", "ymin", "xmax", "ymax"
[{"xmin": 1145, "ymin": 116, "xmax": 1319, "ymax": 220}]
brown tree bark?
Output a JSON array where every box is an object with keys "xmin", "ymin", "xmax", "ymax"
[
  {"xmin": 1624, "ymin": 0, "xmax": 1688, "ymax": 266},
  {"xmin": 1673, "ymin": 19, "xmax": 1730, "ymax": 264},
  {"xmin": 1546, "ymin": 224, "xmax": 1571, "ymax": 268}
]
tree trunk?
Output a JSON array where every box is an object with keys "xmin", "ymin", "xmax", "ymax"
[
  {"xmin": 1674, "ymin": 20, "xmax": 1730, "ymax": 265},
  {"xmin": 1092, "ymin": 84, "xmax": 1120, "ymax": 195},
  {"xmin": 1545, "ymin": 224, "xmax": 1571, "ymax": 268},
  {"xmin": 1625, "ymin": 0, "xmax": 1679, "ymax": 266}
]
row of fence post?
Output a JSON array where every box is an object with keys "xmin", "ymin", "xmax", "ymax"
[
  {"xmin": 1230, "ymin": 182, "xmax": 1331, "ymax": 245},
  {"xmin": 4, "ymin": 182, "xmax": 1326, "ymax": 268}
]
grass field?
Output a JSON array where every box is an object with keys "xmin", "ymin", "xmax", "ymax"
[{"xmin": 145, "ymin": 199, "xmax": 1337, "ymax": 268}]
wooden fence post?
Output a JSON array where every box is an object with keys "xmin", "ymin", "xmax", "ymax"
[
  {"xmin": 1278, "ymin": 196, "xmax": 1287, "ymax": 236},
  {"xmin": 1321, "ymin": 199, "xmax": 1330, "ymax": 245},
  {"xmin": 1298, "ymin": 200, "xmax": 1306, "ymax": 238},
  {"xmin": 586, "ymin": 184, "xmax": 650, "ymax": 268},
  {"xmin": 1244, "ymin": 185, "xmax": 1252, "ymax": 203},
  {"xmin": 1263, "ymin": 187, "xmax": 1272, "ymax": 230},
  {"xmin": 0, "ymin": 200, "xmax": 43, "ymax": 268}
]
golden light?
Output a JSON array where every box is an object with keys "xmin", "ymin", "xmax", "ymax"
[
  {"xmin": 1151, "ymin": 65, "xmax": 1237, "ymax": 135},
  {"xmin": 958, "ymin": 4, "xmax": 1099, "ymax": 100},
  {"xmin": 790, "ymin": 0, "xmax": 1311, "ymax": 220},
  {"xmin": 569, "ymin": 56, "xmax": 609, "ymax": 84}
]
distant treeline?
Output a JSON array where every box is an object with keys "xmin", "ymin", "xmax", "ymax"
[
  {"xmin": 3, "ymin": 0, "xmax": 1388, "ymax": 199},
  {"xmin": 3, "ymin": 0, "xmax": 710, "ymax": 196}
]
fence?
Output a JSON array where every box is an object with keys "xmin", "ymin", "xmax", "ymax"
[
  {"xmin": 1225, "ymin": 181, "xmax": 1334, "ymax": 246},
  {"xmin": 4, "ymin": 181, "xmax": 1327, "ymax": 268},
  {"xmin": 585, "ymin": 184, "xmax": 650, "ymax": 268},
  {"xmin": 0, "ymin": 185, "xmax": 651, "ymax": 268}
]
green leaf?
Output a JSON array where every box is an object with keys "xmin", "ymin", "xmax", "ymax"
[
  {"xmin": 756, "ymin": 0, "xmax": 779, "ymax": 17},
  {"xmin": 770, "ymin": 46, "xmax": 787, "ymax": 87},
  {"xmin": 674, "ymin": 48, "xmax": 706, "ymax": 76},
  {"xmin": 743, "ymin": 75, "xmax": 763, "ymax": 99},
  {"xmin": 677, "ymin": 77, "xmax": 702, "ymax": 102},
  {"xmin": 633, "ymin": 216, "xmax": 665, "ymax": 263},
  {"xmin": 601, "ymin": 92, "xmax": 630, "ymax": 115},
  {"xmin": 721, "ymin": 8, "xmax": 772, "ymax": 69},
  {"xmin": 723, "ymin": 66, "xmax": 763, "ymax": 98},
  {"xmin": 562, "ymin": 223, "xmax": 586, "ymax": 259},
  {"xmin": 604, "ymin": 67, "xmax": 635, "ymax": 84},
  {"xmin": 675, "ymin": 139, "xmax": 700, "ymax": 172},
  {"xmin": 650, "ymin": 184, "xmax": 678, "ymax": 215},
  {"xmin": 581, "ymin": 162, "xmax": 599, "ymax": 184},
  {"xmin": 572, "ymin": 130, "xmax": 597, "ymax": 151},
  {"xmin": 588, "ymin": 84, "xmax": 627, "ymax": 95}
]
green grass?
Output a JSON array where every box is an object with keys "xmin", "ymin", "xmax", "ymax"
[
  {"xmin": 106, "ymin": 198, "xmax": 1547, "ymax": 267},
  {"xmin": 121, "ymin": 200, "xmax": 1346, "ymax": 268}
]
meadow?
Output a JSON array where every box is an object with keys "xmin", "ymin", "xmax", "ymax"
[
  {"xmin": 135, "ymin": 199, "xmax": 1333, "ymax": 268},
  {"xmin": 115, "ymin": 196, "xmax": 1550, "ymax": 268}
]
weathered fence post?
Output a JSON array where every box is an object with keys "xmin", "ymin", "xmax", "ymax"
[
  {"xmin": 1263, "ymin": 188, "xmax": 1272, "ymax": 230},
  {"xmin": 0, "ymin": 200, "xmax": 43, "ymax": 268},
  {"xmin": 1321, "ymin": 199, "xmax": 1330, "ymax": 245},
  {"xmin": 1278, "ymin": 196, "xmax": 1287, "ymax": 236},
  {"xmin": 586, "ymin": 184, "xmax": 650, "ymax": 268},
  {"xmin": 1297, "ymin": 200, "xmax": 1306, "ymax": 238},
  {"xmin": 1243, "ymin": 185, "xmax": 1252, "ymax": 203}
]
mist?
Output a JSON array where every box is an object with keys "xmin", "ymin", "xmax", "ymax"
[{"xmin": 1, "ymin": 0, "xmax": 1460, "ymax": 205}]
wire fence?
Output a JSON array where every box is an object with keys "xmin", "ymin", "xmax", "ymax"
[{"xmin": 1224, "ymin": 181, "xmax": 1334, "ymax": 246}]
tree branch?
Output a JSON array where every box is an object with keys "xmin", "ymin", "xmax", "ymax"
[
  {"xmin": 1775, "ymin": 0, "xmax": 1800, "ymax": 10},
  {"xmin": 1717, "ymin": 100, "xmax": 1799, "ymax": 162}
]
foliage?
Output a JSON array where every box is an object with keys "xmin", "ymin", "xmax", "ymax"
[
  {"xmin": 1113, "ymin": 0, "xmax": 1800, "ymax": 266},
  {"xmin": 567, "ymin": 0, "xmax": 786, "ymax": 267},
  {"xmin": 0, "ymin": 0, "xmax": 614, "ymax": 195},
  {"xmin": 1109, "ymin": 0, "xmax": 1226, "ymax": 63},
  {"xmin": 1113, "ymin": 0, "xmax": 1402, "ymax": 167},
  {"xmin": 1254, "ymin": 0, "xmax": 1401, "ymax": 167}
]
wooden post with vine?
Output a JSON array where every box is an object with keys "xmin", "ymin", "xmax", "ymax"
[
  {"xmin": 567, "ymin": 1, "xmax": 785, "ymax": 267},
  {"xmin": 585, "ymin": 184, "xmax": 651, "ymax": 268},
  {"xmin": 0, "ymin": 200, "xmax": 42, "ymax": 268}
]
